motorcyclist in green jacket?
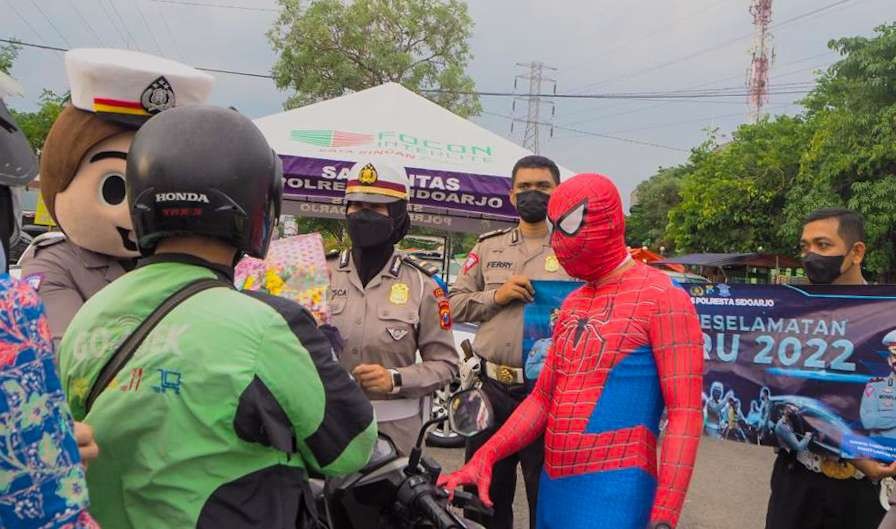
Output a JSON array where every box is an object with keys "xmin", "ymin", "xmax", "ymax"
[{"xmin": 59, "ymin": 105, "xmax": 377, "ymax": 529}]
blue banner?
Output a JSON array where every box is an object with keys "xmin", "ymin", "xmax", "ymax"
[
  {"xmin": 688, "ymin": 282, "xmax": 896, "ymax": 461},
  {"xmin": 522, "ymin": 280, "xmax": 583, "ymax": 385},
  {"xmin": 522, "ymin": 279, "xmax": 896, "ymax": 461}
]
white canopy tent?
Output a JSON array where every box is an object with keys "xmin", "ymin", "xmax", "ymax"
[{"xmin": 254, "ymin": 82, "xmax": 571, "ymax": 233}]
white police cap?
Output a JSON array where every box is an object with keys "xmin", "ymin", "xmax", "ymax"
[
  {"xmin": 65, "ymin": 48, "xmax": 214, "ymax": 127},
  {"xmin": 344, "ymin": 159, "xmax": 411, "ymax": 204},
  {"xmin": 884, "ymin": 329, "xmax": 896, "ymax": 347}
]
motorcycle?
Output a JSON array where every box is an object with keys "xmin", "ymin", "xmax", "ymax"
[
  {"xmin": 426, "ymin": 339, "xmax": 483, "ymax": 448},
  {"xmin": 315, "ymin": 387, "xmax": 493, "ymax": 529}
]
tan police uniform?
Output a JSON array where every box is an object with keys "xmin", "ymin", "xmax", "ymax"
[
  {"xmin": 449, "ymin": 226, "xmax": 571, "ymax": 380},
  {"xmin": 329, "ymin": 249, "xmax": 458, "ymax": 455},
  {"xmin": 19, "ymin": 233, "xmax": 127, "ymax": 345}
]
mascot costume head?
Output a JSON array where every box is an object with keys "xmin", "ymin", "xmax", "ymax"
[
  {"xmin": 40, "ymin": 48, "xmax": 214, "ymax": 258},
  {"xmin": 547, "ymin": 173, "xmax": 629, "ymax": 282}
]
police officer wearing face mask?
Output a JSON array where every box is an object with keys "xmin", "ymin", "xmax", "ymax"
[
  {"xmin": 765, "ymin": 207, "xmax": 896, "ymax": 529},
  {"xmin": 328, "ymin": 159, "xmax": 458, "ymax": 456},
  {"xmin": 449, "ymin": 155, "xmax": 571, "ymax": 529}
]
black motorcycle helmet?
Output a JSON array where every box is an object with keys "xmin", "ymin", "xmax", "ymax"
[{"xmin": 127, "ymin": 105, "xmax": 282, "ymax": 258}]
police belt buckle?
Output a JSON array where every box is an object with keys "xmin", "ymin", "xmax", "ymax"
[
  {"xmin": 486, "ymin": 361, "xmax": 523, "ymax": 386},
  {"xmin": 798, "ymin": 450, "xmax": 863, "ymax": 480},
  {"xmin": 820, "ymin": 458, "xmax": 859, "ymax": 480}
]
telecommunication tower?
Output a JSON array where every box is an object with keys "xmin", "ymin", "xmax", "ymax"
[
  {"xmin": 511, "ymin": 62, "xmax": 557, "ymax": 154},
  {"xmin": 747, "ymin": 0, "xmax": 774, "ymax": 122}
]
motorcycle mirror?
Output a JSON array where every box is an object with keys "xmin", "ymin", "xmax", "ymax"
[{"xmin": 447, "ymin": 388, "xmax": 494, "ymax": 437}]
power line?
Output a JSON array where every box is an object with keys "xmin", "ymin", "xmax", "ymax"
[
  {"xmin": 157, "ymin": 2, "xmax": 185, "ymax": 61},
  {"xmin": 150, "ymin": 0, "xmax": 279, "ymax": 12},
  {"xmin": 135, "ymin": 0, "xmax": 165, "ymax": 55},
  {"xmin": 4, "ymin": 0, "xmax": 50, "ymax": 44},
  {"xmin": 557, "ymin": 51, "xmax": 835, "ymax": 128},
  {"xmin": 594, "ymin": 103, "xmax": 793, "ymax": 136},
  {"xmin": 67, "ymin": 0, "xmax": 108, "ymax": 47},
  {"xmin": 563, "ymin": 0, "xmax": 729, "ymax": 76},
  {"xmin": 483, "ymin": 110, "xmax": 690, "ymax": 153},
  {"xmin": 571, "ymin": 0, "xmax": 854, "ymax": 94},
  {"xmin": 0, "ymin": 37, "xmax": 276, "ymax": 80},
  {"xmin": 96, "ymin": 0, "xmax": 131, "ymax": 48},
  {"xmin": 0, "ymin": 35, "xmax": 820, "ymax": 102},
  {"xmin": 29, "ymin": 0, "xmax": 71, "ymax": 47},
  {"xmin": 0, "ymin": 39, "xmax": 67, "ymax": 52},
  {"xmin": 107, "ymin": 0, "xmax": 139, "ymax": 49},
  {"xmin": 425, "ymin": 88, "xmax": 812, "ymax": 100}
]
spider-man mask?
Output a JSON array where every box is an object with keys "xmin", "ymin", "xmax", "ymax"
[{"xmin": 548, "ymin": 173, "xmax": 628, "ymax": 282}]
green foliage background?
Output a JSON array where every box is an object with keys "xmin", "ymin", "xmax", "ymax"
[{"xmin": 626, "ymin": 23, "xmax": 896, "ymax": 281}]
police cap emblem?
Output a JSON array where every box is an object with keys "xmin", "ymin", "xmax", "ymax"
[
  {"xmin": 358, "ymin": 163, "xmax": 378, "ymax": 185},
  {"xmin": 141, "ymin": 76, "xmax": 176, "ymax": 114}
]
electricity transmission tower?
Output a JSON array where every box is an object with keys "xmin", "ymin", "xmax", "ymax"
[
  {"xmin": 511, "ymin": 62, "xmax": 557, "ymax": 154},
  {"xmin": 747, "ymin": 0, "xmax": 774, "ymax": 122}
]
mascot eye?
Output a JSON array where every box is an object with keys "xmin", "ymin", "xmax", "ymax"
[
  {"xmin": 557, "ymin": 199, "xmax": 587, "ymax": 236},
  {"xmin": 100, "ymin": 173, "xmax": 127, "ymax": 206}
]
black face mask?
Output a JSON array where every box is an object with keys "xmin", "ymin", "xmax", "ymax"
[
  {"xmin": 515, "ymin": 190, "xmax": 550, "ymax": 223},
  {"xmin": 347, "ymin": 209, "xmax": 394, "ymax": 249},
  {"xmin": 802, "ymin": 252, "xmax": 848, "ymax": 285}
]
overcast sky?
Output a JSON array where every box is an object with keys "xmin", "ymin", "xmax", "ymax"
[{"xmin": 3, "ymin": 0, "xmax": 894, "ymax": 208}]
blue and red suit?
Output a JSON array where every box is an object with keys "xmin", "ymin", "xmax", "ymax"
[{"xmin": 441, "ymin": 173, "xmax": 704, "ymax": 529}]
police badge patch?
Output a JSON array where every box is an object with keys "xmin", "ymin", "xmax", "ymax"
[{"xmin": 141, "ymin": 76, "xmax": 176, "ymax": 114}]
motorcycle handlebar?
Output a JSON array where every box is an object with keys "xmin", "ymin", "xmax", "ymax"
[{"xmin": 415, "ymin": 490, "xmax": 463, "ymax": 529}]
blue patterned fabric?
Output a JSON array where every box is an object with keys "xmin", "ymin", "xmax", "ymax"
[{"xmin": 0, "ymin": 274, "xmax": 97, "ymax": 529}]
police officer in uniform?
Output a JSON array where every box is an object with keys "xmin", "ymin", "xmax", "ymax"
[
  {"xmin": 449, "ymin": 155, "xmax": 571, "ymax": 529},
  {"xmin": 862, "ymin": 331, "xmax": 896, "ymax": 438},
  {"xmin": 328, "ymin": 159, "xmax": 458, "ymax": 456},
  {"xmin": 19, "ymin": 48, "xmax": 213, "ymax": 344}
]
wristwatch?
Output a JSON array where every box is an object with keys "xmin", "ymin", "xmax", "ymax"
[{"xmin": 389, "ymin": 369, "xmax": 402, "ymax": 394}]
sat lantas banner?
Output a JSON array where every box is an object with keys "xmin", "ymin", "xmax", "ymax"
[
  {"xmin": 688, "ymin": 283, "xmax": 896, "ymax": 461},
  {"xmin": 522, "ymin": 279, "xmax": 896, "ymax": 462}
]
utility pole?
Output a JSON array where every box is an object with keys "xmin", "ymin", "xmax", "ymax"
[
  {"xmin": 747, "ymin": 0, "xmax": 774, "ymax": 122},
  {"xmin": 511, "ymin": 62, "xmax": 557, "ymax": 154}
]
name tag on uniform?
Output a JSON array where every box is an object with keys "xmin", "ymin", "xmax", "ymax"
[
  {"xmin": 390, "ymin": 283, "xmax": 409, "ymax": 305},
  {"xmin": 545, "ymin": 255, "xmax": 560, "ymax": 273}
]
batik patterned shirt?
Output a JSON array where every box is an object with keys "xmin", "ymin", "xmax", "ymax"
[{"xmin": 0, "ymin": 273, "xmax": 98, "ymax": 529}]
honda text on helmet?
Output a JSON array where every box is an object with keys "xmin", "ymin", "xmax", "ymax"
[{"xmin": 127, "ymin": 104, "xmax": 283, "ymax": 258}]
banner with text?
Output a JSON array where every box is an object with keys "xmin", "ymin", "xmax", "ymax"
[{"xmin": 688, "ymin": 283, "xmax": 896, "ymax": 461}]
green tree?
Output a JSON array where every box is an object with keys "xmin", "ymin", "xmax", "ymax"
[
  {"xmin": 782, "ymin": 23, "xmax": 896, "ymax": 280},
  {"xmin": 625, "ymin": 165, "xmax": 687, "ymax": 251},
  {"xmin": 10, "ymin": 90, "xmax": 67, "ymax": 152},
  {"xmin": 667, "ymin": 115, "xmax": 813, "ymax": 255},
  {"xmin": 0, "ymin": 41, "xmax": 20, "ymax": 74},
  {"xmin": 268, "ymin": 0, "xmax": 481, "ymax": 116},
  {"xmin": 1, "ymin": 40, "xmax": 65, "ymax": 152}
]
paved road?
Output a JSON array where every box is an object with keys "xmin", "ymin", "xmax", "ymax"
[{"xmin": 431, "ymin": 437, "xmax": 775, "ymax": 529}]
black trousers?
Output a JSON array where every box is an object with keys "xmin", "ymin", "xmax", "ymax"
[
  {"xmin": 464, "ymin": 377, "xmax": 543, "ymax": 529},
  {"xmin": 765, "ymin": 451, "xmax": 885, "ymax": 529}
]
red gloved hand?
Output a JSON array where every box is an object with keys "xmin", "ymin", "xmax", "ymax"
[{"xmin": 437, "ymin": 449, "xmax": 497, "ymax": 508}]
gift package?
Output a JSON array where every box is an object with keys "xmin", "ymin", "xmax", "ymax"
[{"xmin": 235, "ymin": 233, "xmax": 331, "ymax": 324}]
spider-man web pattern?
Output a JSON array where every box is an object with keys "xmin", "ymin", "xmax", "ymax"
[{"xmin": 441, "ymin": 173, "xmax": 703, "ymax": 529}]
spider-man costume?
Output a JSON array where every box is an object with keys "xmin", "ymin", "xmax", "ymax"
[{"xmin": 440, "ymin": 174, "xmax": 704, "ymax": 529}]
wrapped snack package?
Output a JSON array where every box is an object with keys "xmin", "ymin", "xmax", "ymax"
[{"xmin": 235, "ymin": 233, "xmax": 331, "ymax": 324}]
